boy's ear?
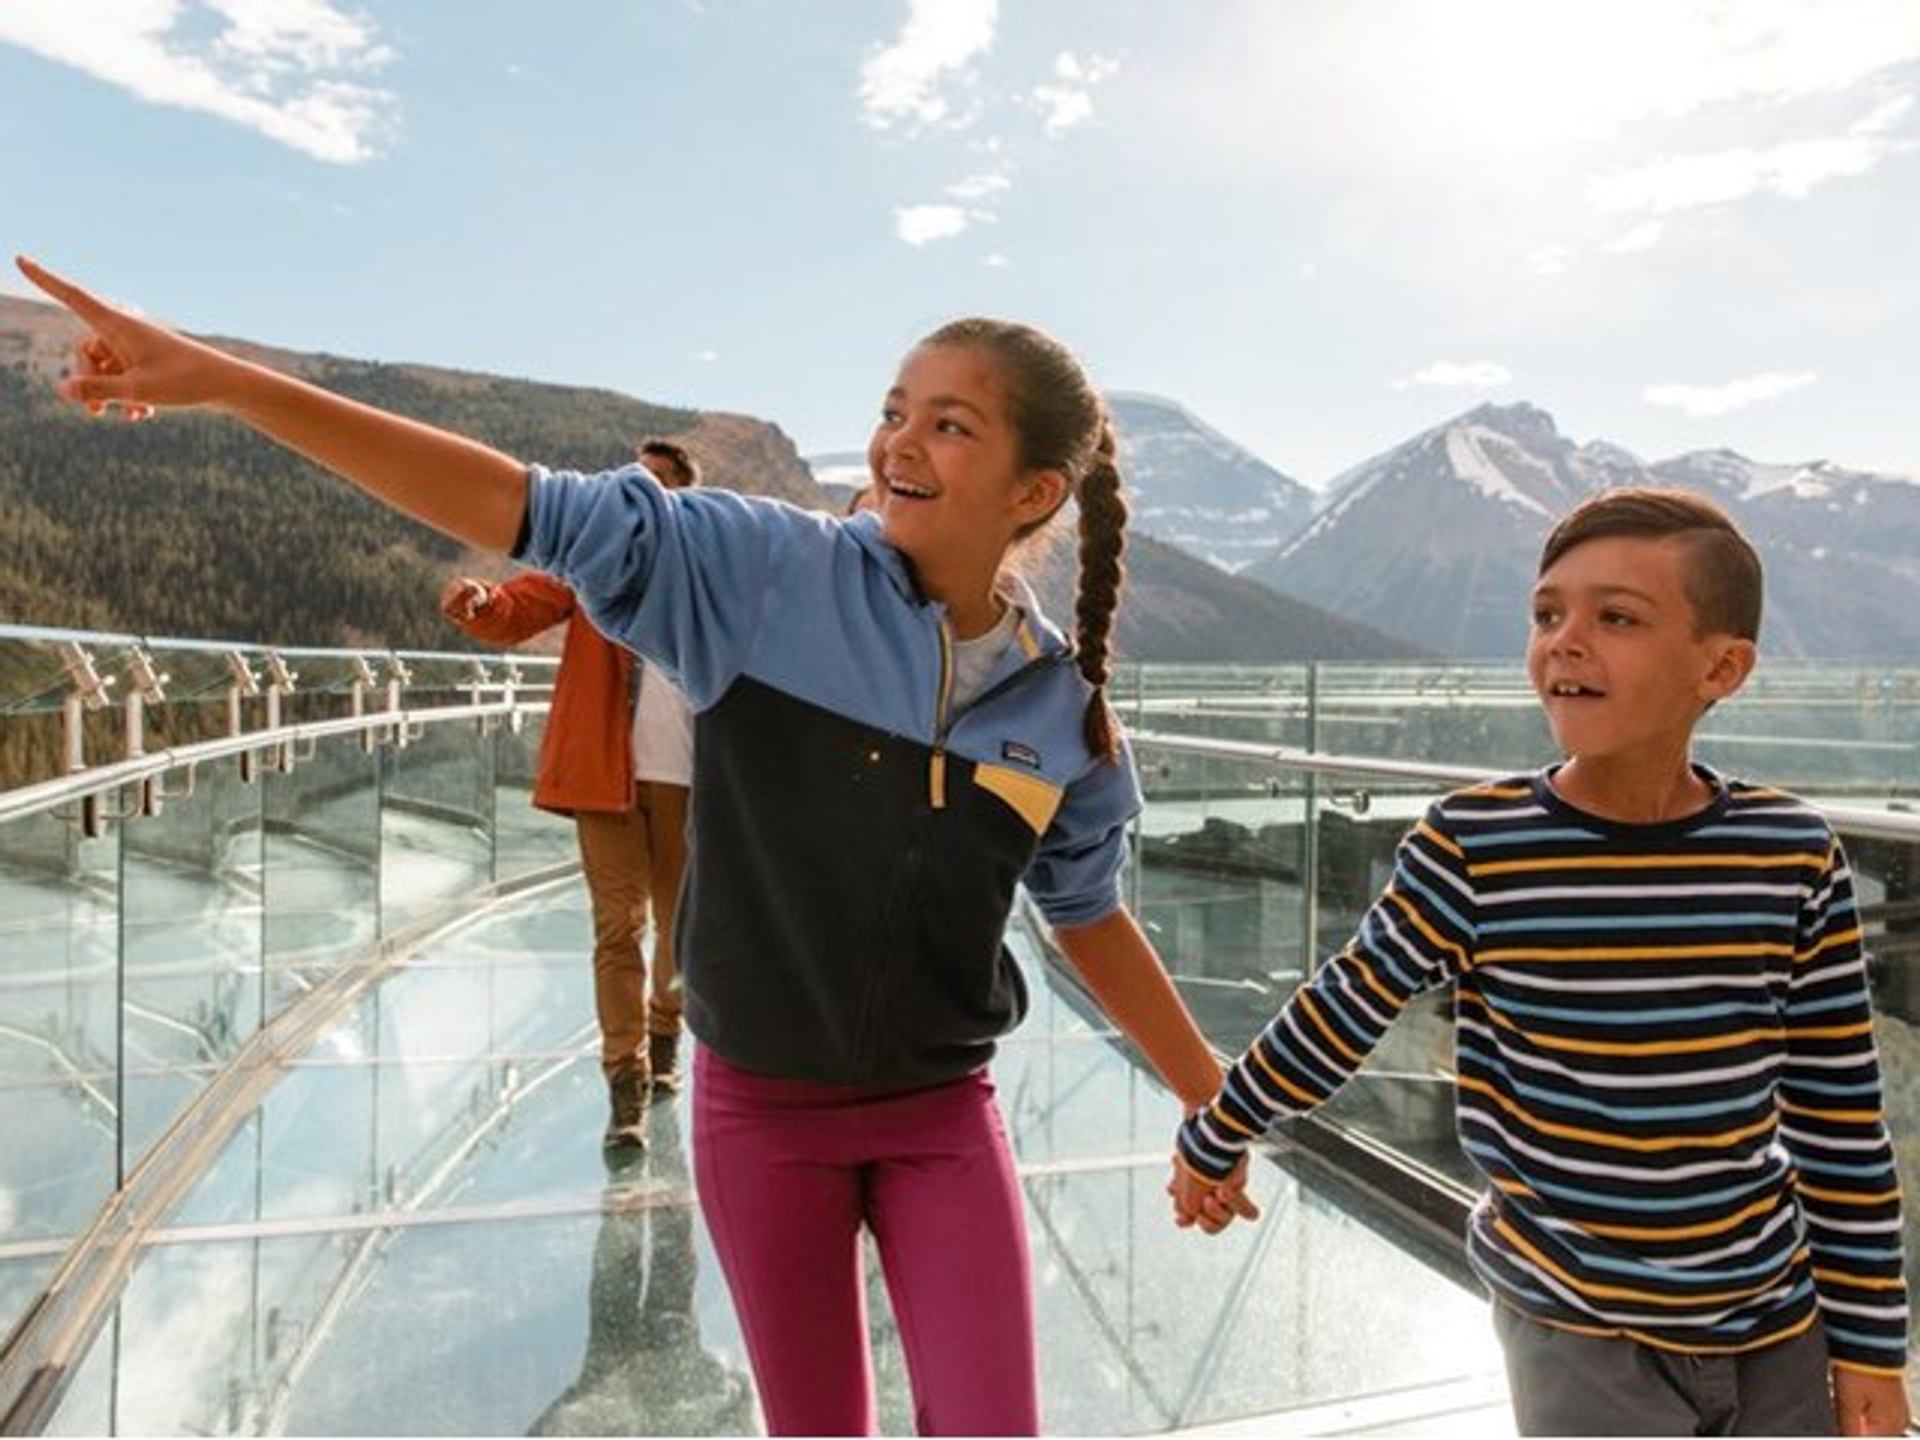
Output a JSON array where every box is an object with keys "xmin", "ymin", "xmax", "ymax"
[{"xmin": 1700, "ymin": 636, "xmax": 1758, "ymax": 703}]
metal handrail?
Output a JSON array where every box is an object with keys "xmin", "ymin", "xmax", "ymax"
[
  {"xmin": 1130, "ymin": 730, "xmax": 1502, "ymax": 787},
  {"xmin": 3, "ymin": 713, "xmax": 1913, "ymax": 842},
  {"xmin": 0, "ymin": 701, "xmax": 551, "ymax": 828},
  {"xmin": 1127, "ymin": 729, "xmax": 1920, "ymax": 845},
  {"xmin": 0, "ymin": 621, "xmax": 561, "ymax": 667}
]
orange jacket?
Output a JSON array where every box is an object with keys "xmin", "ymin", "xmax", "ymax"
[{"xmin": 449, "ymin": 572, "xmax": 635, "ymax": 815}]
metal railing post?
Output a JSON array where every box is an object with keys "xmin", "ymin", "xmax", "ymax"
[{"xmin": 1302, "ymin": 661, "xmax": 1321, "ymax": 977}]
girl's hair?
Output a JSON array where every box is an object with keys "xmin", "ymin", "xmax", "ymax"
[{"xmin": 921, "ymin": 318, "xmax": 1127, "ymax": 764}]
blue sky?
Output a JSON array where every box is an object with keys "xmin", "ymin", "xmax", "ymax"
[{"xmin": 3, "ymin": 0, "xmax": 1918, "ymax": 487}]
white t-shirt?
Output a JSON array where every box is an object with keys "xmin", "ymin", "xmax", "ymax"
[
  {"xmin": 630, "ymin": 662, "xmax": 695, "ymax": 786},
  {"xmin": 949, "ymin": 603, "xmax": 1022, "ymax": 713}
]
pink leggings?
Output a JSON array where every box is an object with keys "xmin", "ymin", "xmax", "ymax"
[{"xmin": 691, "ymin": 1046, "xmax": 1038, "ymax": 1436}]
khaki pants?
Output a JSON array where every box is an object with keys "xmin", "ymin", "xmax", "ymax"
[{"xmin": 575, "ymin": 781, "xmax": 690, "ymax": 1078}]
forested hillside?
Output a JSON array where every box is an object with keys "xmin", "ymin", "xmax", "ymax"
[
  {"xmin": 0, "ymin": 296, "xmax": 825, "ymax": 649},
  {"xmin": 0, "ymin": 294, "xmax": 1413, "ymax": 665}
]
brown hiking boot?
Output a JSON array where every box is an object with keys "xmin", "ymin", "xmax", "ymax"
[
  {"xmin": 648, "ymin": 1031, "xmax": 682, "ymax": 1095},
  {"xmin": 604, "ymin": 1066, "xmax": 649, "ymax": 1149}
]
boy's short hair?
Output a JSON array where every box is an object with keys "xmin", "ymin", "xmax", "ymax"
[
  {"xmin": 1539, "ymin": 486, "xmax": 1763, "ymax": 641},
  {"xmin": 638, "ymin": 438, "xmax": 701, "ymax": 486}
]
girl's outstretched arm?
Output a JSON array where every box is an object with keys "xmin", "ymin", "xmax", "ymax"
[{"xmin": 16, "ymin": 256, "xmax": 528, "ymax": 552}]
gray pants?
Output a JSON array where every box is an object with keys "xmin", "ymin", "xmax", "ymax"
[{"xmin": 1493, "ymin": 1302, "xmax": 1836, "ymax": 1437}]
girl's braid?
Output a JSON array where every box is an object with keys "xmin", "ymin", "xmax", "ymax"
[{"xmin": 1074, "ymin": 419, "xmax": 1126, "ymax": 762}]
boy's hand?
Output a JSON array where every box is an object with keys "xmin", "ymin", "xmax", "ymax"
[
  {"xmin": 1167, "ymin": 1155, "xmax": 1261, "ymax": 1234},
  {"xmin": 1831, "ymin": 1367, "xmax": 1910, "ymax": 1436}
]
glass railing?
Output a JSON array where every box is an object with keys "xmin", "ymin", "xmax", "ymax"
[
  {"xmin": 5, "ymin": 633, "xmax": 1918, "ymax": 1431},
  {"xmin": 28, "ymin": 899, "xmax": 1511, "ymax": 1437},
  {"xmin": 1130, "ymin": 744, "xmax": 1472, "ymax": 1189},
  {"xmin": 0, "ymin": 624, "xmax": 572, "ymax": 1423},
  {"xmin": 1126, "ymin": 727, "xmax": 1920, "ymax": 1326},
  {"xmin": 1115, "ymin": 659, "xmax": 1920, "ymax": 807}
]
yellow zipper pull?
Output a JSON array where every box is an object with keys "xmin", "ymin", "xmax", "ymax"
[{"xmin": 929, "ymin": 748, "xmax": 947, "ymax": 809}]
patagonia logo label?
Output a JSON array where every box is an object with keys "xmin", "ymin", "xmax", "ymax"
[{"xmin": 1001, "ymin": 740, "xmax": 1042, "ymax": 770}]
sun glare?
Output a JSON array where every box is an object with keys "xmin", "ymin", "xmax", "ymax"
[{"xmin": 1382, "ymin": 0, "xmax": 1920, "ymax": 156}]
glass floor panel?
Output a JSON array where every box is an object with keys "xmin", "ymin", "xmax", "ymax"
[{"xmin": 39, "ymin": 882, "xmax": 1512, "ymax": 1436}]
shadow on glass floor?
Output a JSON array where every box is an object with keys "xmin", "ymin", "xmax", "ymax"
[{"xmin": 41, "ymin": 883, "xmax": 1512, "ymax": 1437}]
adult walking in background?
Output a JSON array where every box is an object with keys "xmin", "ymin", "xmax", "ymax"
[{"xmin": 441, "ymin": 439, "xmax": 700, "ymax": 1150}]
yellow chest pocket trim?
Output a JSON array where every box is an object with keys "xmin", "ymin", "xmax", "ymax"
[{"xmin": 973, "ymin": 762, "xmax": 1064, "ymax": 836}]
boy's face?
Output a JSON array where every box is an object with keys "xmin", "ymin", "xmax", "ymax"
[{"xmin": 1526, "ymin": 534, "xmax": 1756, "ymax": 765}]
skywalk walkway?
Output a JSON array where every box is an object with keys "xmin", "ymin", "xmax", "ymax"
[{"xmin": 7, "ymin": 869, "xmax": 1511, "ymax": 1435}]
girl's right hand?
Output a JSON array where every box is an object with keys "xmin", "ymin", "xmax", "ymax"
[
  {"xmin": 15, "ymin": 256, "xmax": 248, "ymax": 418},
  {"xmin": 18, "ymin": 256, "xmax": 534, "ymax": 554},
  {"xmin": 1168, "ymin": 1154, "xmax": 1261, "ymax": 1234}
]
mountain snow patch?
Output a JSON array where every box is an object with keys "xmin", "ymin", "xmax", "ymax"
[{"xmin": 1447, "ymin": 427, "xmax": 1552, "ymax": 517}]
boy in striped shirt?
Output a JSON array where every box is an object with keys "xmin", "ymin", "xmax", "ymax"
[{"xmin": 1173, "ymin": 488, "xmax": 1911, "ymax": 1435}]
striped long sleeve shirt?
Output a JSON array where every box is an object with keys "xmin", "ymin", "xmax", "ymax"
[{"xmin": 1176, "ymin": 767, "xmax": 1910, "ymax": 1376}]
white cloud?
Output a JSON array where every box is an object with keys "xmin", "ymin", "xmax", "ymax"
[
  {"xmin": 894, "ymin": 203, "xmax": 973, "ymax": 246},
  {"xmin": 1030, "ymin": 50, "xmax": 1120, "ymax": 137},
  {"xmin": 858, "ymin": 0, "xmax": 997, "ymax": 131},
  {"xmin": 1643, "ymin": 371, "xmax": 1817, "ymax": 418},
  {"xmin": 946, "ymin": 171, "xmax": 1010, "ymax": 201},
  {"xmin": 1395, "ymin": 360, "xmax": 1513, "ymax": 390},
  {"xmin": 984, "ymin": 251, "xmax": 1010, "ymax": 268},
  {"xmin": 1604, "ymin": 220, "xmax": 1667, "ymax": 253},
  {"xmin": 1852, "ymin": 92, "xmax": 1915, "ymax": 136},
  {"xmin": 1031, "ymin": 83, "xmax": 1092, "ymax": 135},
  {"xmin": 0, "ymin": 0, "xmax": 394, "ymax": 163},
  {"xmin": 1396, "ymin": 0, "xmax": 1920, "ymax": 150},
  {"xmin": 1526, "ymin": 245, "xmax": 1575, "ymax": 276},
  {"xmin": 1591, "ymin": 133, "xmax": 1905, "ymax": 215},
  {"xmin": 694, "ymin": 348, "xmax": 719, "ymax": 363}
]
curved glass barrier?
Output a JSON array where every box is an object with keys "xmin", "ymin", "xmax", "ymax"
[
  {"xmin": 6, "ymin": 631, "xmax": 1917, "ymax": 1432},
  {"xmin": 1116, "ymin": 659, "xmax": 1920, "ymax": 813},
  {"xmin": 0, "ymin": 626, "xmax": 568, "ymax": 1363},
  {"xmin": 37, "ymin": 898, "xmax": 1509, "ymax": 1437}
]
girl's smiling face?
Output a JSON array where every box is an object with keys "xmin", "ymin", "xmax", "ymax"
[{"xmin": 866, "ymin": 343, "xmax": 1065, "ymax": 582}]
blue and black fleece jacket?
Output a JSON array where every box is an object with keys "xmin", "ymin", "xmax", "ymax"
[{"xmin": 517, "ymin": 463, "xmax": 1141, "ymax": 1087}]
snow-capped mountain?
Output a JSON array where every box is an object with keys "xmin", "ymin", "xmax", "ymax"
[
  {"xmin": 1647, "ymin": 450, "xmax": 1920, "ymax": 660},
  {"xmin": 797, "ymin": 447, "xmax": 1419, "ymax": 662},
  {"xmin": 1650, "ymin": 450, "xmax": 1920, "ymax": 561},
  {"xmin": 1246, "ymin": 404, "xmax": 1649, "ymax": 657},
  {"xmin": 1107, "ymin": 393, "xmax": 1315, "ymax": 573},
  {"xmin": 808, "ymin": 392, "xmax": 1317, "ymax": 575},
  {"xmin": 1246, "ymin": 404, "xmax": 1920, "ymax": 660}
]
